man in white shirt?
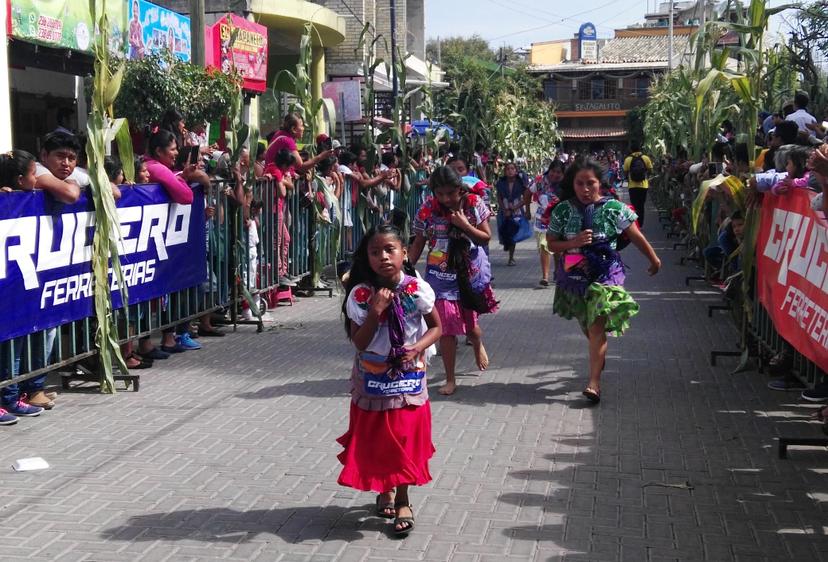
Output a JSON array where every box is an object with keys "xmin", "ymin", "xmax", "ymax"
[
  {"xmin": 785, "ymin": 92, "xmax": 818, "ymax": 137},
  {"xmin": 34, "ymin": 131, "xmax": 85, "ymax": 203}
]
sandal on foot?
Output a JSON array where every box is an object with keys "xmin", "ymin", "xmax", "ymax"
[
  {"xmin": 375, "ymin": 494, "xmax": 395, "ymax": 519},
  {"xmin": 393, "ymin": 504, "xmax": 415, "ymax": 536},
  {"xmin": 582, "ymin": 388, "xmax": 601, "ymax": 403}
]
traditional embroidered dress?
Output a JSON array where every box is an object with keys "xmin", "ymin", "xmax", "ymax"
[
  {"xmin": 548, "ymin": 198, "xmax": 639, "ymax": 336},
  {"xmin": 337, "ymin": 275, "xmax": 436, "ymax": 492},
  {"xmin": 412, "ymin": 194, "xmax": 497, "ymax": 336}
]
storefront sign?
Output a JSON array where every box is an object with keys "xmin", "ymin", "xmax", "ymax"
[
  {"xmin": 756, "ymin": 190, "xmax": 828, "ymax": 373},
  {"xmin": 579, "ymin": 22, "xmax": 597, "ymax": 63},
  {"xmin": 0, "ymin": 185, "xmax": 206, "ymax": 342},
  {"xmin": 9, "ymin": 0, "xmax": 126, "ymax": 54},
  {"xmin": 574, "ymin": 102, "xmax": 621, "ymax": 112},
  {"xmin": 322, "ymin": 80, "xmax": 363, "ymax": 123},
  {"xmin": 127, "ymin": 0, "xmax": 191, "ymax": 62},
  {"xmin": 207, "ymin": 14, "xmax": 267, "ymax": 93}
]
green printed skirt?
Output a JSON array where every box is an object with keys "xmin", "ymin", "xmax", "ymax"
[{"xmin": 553, "ymin": 283, "xmax": 639, "ymax": 336}]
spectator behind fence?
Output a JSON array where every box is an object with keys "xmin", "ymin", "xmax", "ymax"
[
  {"xmin": 134, "ymin": 157, "xmax": 150, "ymax": 183},
  {"xmin": 808, "ymin": 144, "xmax": 828, "ymax": 215},
  {"xmin": 758, "ymin": 120, "xmax": 799, "ymax": 172},
  {"xmin": 264, "ymin": 113, "xmax": 333, "ymax": 174},
  {"xmin": 268, "ymin": 149, "xmax": 298, "ymax": 287},
  {"xmin": 0, "ymin": 149, "xmax": 54, "ymax": 424},
  {"xmin": 34, "ymin": 131, "xmax": 86, "ymax": 203},
  {"xmin": 0, "ymin": 150, "xmax": 37, "ymax": 192},
  {"xmin": 703, "ymin": 210, "xmax": 744, "ymax": 277},
  {"xmin": 786, "ymin": 91, "xmax": 818, "ymax": 138},
  {"xmin": 771, "ymin": 145, "xmax": 813, "ymax": 196}
]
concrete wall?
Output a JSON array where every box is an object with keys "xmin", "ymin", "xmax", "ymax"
[
  {"xmin": 406, "ymin": 0, "xmax": 424, "ymax": 59},
  {"xmin": 530, "ymin": 41, "xmax": 569, "ymax": 65}
]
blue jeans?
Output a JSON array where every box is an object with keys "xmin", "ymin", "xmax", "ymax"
[{"xmin": 0, "ymin": 328, "xmax": 57, "ymax": 406}]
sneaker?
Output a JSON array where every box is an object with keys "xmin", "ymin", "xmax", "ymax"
[
  {"xmin": 5, "ymin": 400, "xmax": 43, "ymax": 417},
  {"xmin": 801, "ymin": 383, "xmax": 828, "ymax": 403},
  {"xmin": 0, "ymin": 409, "xmax": 18, "ymax": 426},
  {"xmin": 767, "ymin": 378, "xmax": 807, "ymax": 392},
  {"xmin": 176, "ymin": 333, "xmax": 202, "ymax": 350},
  {"xmin": 25, "ymin": 391, "xmax": 55, "ymax": 410}
]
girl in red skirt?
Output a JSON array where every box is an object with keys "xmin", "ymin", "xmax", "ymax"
[{"xmin": 338, "ymin": 225, "xmax": 442, "ymax": 536}]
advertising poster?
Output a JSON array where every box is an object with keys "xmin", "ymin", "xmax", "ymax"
[
  {"xmin": 322, "ymin": 80, "xmax": 363, "ymax": 123},
  {"xmin": 127, "ymin": 0, "xmax": 191, "ymax": 62},
  {"xmin": 9, "ymin": 0, "xmax": 126, "ymax": 54},
  {"xmin": 207, "ymin": 14, "xmax": 268, "ymax": 93}
]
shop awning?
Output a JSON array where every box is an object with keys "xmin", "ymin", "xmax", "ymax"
[{"xmin": 561, "ymin": 127, "xmax": 628, "ymax": 139}]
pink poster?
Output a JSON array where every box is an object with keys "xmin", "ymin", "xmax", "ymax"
[{"xmin": 208, "ymin": 14, "xmax": 267, "ymax": 93}]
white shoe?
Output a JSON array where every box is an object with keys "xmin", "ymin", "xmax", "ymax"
[{"xmin": 240, "ymin": 309, "xmax": 254, "ymax": 321}]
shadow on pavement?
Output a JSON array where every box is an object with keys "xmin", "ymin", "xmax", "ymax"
[
  {"xmin": 235, "ymin": 378, "xmax": 349, "ymax": 399},
  {"xmin": 428, "ymin": 379, "xmax": 577, "ymax": 406},
  {"xmin": 102, "ymin": 505, "xmax": 391, "ymax": 543}
]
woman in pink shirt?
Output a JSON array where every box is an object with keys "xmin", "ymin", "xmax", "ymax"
[{"xmin": 144, "ymin": 129, "xmax": 195, "ymax": 204}]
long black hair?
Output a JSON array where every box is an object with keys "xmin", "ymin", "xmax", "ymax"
[
  {"xmin": 341, "ymin": 224, "xmax": 408, "ymax": 336},
  {"xmin": 0, "ymin": 149, "xmax": 36, "ymax": 189},
  {"xmin": 148, "ymin": 129, "xmax": 178, "ymax": 160},
  {"xmin": 559, "ymin": 157, "xmax": 606, "ymax": 201}
]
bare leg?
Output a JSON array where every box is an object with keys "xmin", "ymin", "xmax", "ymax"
[
  {"xmin": 540, "ymin": 249, "xmax": 551, "ymax": 282},
  {"xmin": 467, "ymin": 325, "xmax": 489, "ymax": 370},
  {"xmin": 439, "ymin": 336, "xmax": 457, "ymax": 395},
  {"xmin": 394, "ymin": 484, "xmax": 413, "ymax": 533},
  {"xmin": 586, "ymin": 317, "xmax": 608, "ymax": 393},
  {"xmin": 377, "ymin": 489, "xmax": 396, "ymax": 518}
]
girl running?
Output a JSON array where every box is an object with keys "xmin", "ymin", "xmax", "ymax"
[
  {"xmin": 338, "ymin": 225, "xmax": 442, "ymax": 536},
  {"xmin": 546, "ymin": 158, "xmax": 661, "ymax": 403},
  {"xmin": 409, "ymin": 166, "xmax": 498, "ymax": 396},
  {"xmin": 530, "ymin": 160, "xmax": 564, "ymax": 286}
]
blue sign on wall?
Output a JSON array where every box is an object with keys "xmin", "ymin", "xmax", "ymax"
[
  {"xmin": 579, "ymin": 22, "xmax": 597, "ymax": 41},
  {"xmin": 127, "ymin": 0, "xmax": 191, "ymax": 62},
  {"xmin": 0, "ymin": 185, "xmax": 206, "ymax": 342}
]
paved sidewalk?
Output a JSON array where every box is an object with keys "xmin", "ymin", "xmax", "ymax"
[{"xmin": 1, "ymin": 212, "xmax": 827, "ymax": 562}]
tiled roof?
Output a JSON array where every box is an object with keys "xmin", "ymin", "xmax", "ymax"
[
  {"xmin": 595, "ymin": 34, "xmax": 690, "ymax": 64},
  {"xmin": 561, "ymin": 128, "xmax": 628, "ymax": 139}
]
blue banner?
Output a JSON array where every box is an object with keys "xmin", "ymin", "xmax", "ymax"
[
  {"xmin": 0, "ymin": 184, "xmax": 206, "ymax": 342},
  {"xmin": 127, "ymin": 0, "xmax": 191, "ymax": 62}
]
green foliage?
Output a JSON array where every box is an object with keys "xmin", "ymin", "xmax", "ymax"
[
  {"xmin": 115, "ymin": 51, "xmax": 240, "ymax": 129},
  {"xmin": 426, "ymin": 35, "xmax": 497, "ymax": 66},
  {"xmin": 87, "ymin": 0, "xmax": 133, "ymax": 393}
]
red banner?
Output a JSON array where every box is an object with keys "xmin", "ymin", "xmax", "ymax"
[
  {"xmin": 207, "ymin": 14, "xmax": 267, "ymax": 93},
  {"xmin": 756, "ymin": 189, "xmax": 828, "ymax": 372}
]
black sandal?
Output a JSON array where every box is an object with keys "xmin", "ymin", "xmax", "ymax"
[
  {"xmin": 375, "ymin": 494, "xmax": 395, "ymax": 519},
  {"xmin": 582, "ymin": 388, "xmax": 601, "ymax": 403},
  {"xmin": 394, "ymin": 504, "xmax": 415, "ymax": 536}
]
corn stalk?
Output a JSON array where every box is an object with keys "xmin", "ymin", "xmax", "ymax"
[{"xmin": 87, "ymin": 0, "xmax": 135, "ymax": 392}]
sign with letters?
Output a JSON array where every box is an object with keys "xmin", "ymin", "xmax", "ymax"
[
  {"xmin": 0, "ymin": 184, "xmax": 206, "ymax": 342},
  {"xmin": 579, "ymin": 22, "xmax": 597, "ymax": 63},
  {"xmin": 756, "ymin": 190, "xmax": 828, "ymax": 373}
]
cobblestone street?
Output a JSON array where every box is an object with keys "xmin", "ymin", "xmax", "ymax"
[{"xmin": 1, "ymin": 216, "xmax": 827, "ymax": 562}]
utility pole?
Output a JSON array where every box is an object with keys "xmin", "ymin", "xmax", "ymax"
[
  {"xmin": 667, "ymin": 0, "xmax": 674, "ymax": 71},
  {"xmin": 190, "ymin": 0, "xmax": 205, "ymax": 66},
  {"xmin": 390, "ymin": 0, "xmax": 399, "ymax": 100}
]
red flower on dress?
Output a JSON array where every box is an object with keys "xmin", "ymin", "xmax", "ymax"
[
  {"xmin": 417, "ymin": 205, "xmax": 432, "ymax": 221},
  {"xmin": 467, "ymin": 193, "xmax": 479, "ymax": 207},
  {"xmin": 353, "ymin": 287, "xmax": 372, "ymax": 305},
  {"xmin": 403, "ymin": 279, "xmax": 418, "ymax": 295}
]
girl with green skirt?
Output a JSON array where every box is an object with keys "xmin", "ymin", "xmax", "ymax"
[{"xmin": 546, "ymin": 158, "xmax": 661, "ymax": 403}]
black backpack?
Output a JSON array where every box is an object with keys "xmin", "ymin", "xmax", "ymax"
[{"xmin": 628, "ymin": 154, "xmax": 648, "ymax": 182}]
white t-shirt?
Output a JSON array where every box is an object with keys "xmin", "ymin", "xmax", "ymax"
[
  {"xmin": 337, "ymin": 164, "xmax": 353, "ymax": 176},
  {"xmin": 786, "ymin": 109, "xmax": 818, "ymax": 136},
  {"xmin": 35, "ymin": 162, "xmax": 91, "ymax": 187}
]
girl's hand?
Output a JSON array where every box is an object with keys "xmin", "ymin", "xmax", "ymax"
[
  {"xmin": 205, "ymin": 206, "xmax": 215, "ymax": 219},
  {"xmin": 648, "ymin": 257, "xmax": 662, "ymax": 276},
  {"xmin": 573, "ymin": 229, "xmax": 593, "ymax": 247},
  {"xmin": 402, "ymin": 348, "xmax": 420, "ymax": 363},
  {"xmin": 370, "ymin": 288, "xmax": 393, "ymax": 315},
  {"xmin": 449, "ymin": 209, "xmax": 470, "ymax": 229}
]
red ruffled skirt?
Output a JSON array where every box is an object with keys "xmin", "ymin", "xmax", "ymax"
[{"xmin": 336, "ymin": 401, "xmax": 435, "ymax": 492}]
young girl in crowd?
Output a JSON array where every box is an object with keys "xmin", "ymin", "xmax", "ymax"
[
  {"xmin": 531, "ymin": 160, "xmax": 564, "ymax": 286},
  {"xmin": 409, "ymin": 166, "xmax": 497, "ymax": 395},
  {"xmin": 339, "ymin": 225, "xmax": 441, "ymax": 536},
  {"xmin": 496, "ymin": 162, "xmax": 530, "ymax": 266},
  {"xmin": 0, "ymin": 150, "xmax": 37, "ymax": 192},
  {"xmin": 547, "ymin": 158, "xmax": 661, "ymax": 404},
  {"xmin": 772, "ymin": 145, "xmax": 813, "ymax": 195},
  {"xmin": 134, "ymin": 157, "xmax": 150, "ymax": 184}
]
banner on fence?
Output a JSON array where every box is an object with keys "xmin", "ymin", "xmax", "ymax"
[
  {"xmin": 757, "ymin": 190, "xmax": 828, "ymax": 373},
  {"xmin": 0, "ymin": 184, "xmax": 206, "ymax": 342}
]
